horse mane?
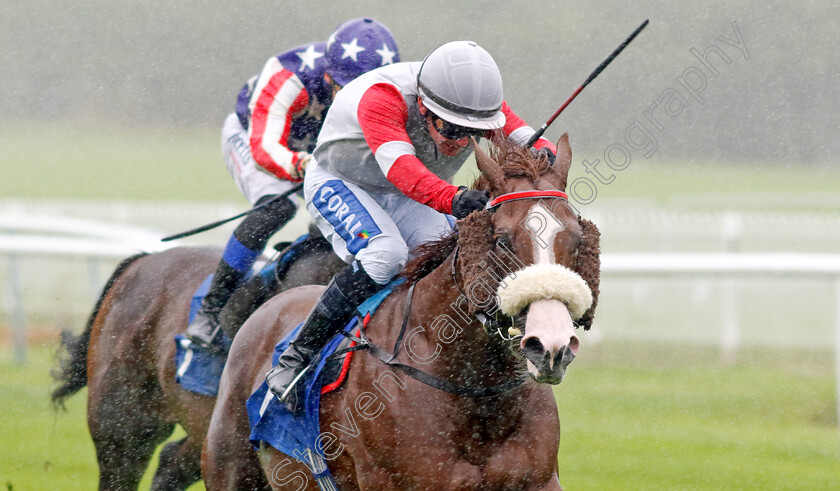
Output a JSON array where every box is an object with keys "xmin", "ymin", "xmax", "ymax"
[
  {"xmin": 456, "ymin": 210, "xmax": 497, "ymax": 314},
  {"xmin": 397, "ymin": 209, "xmax": 495, "ymax": 314},
  {"xmin": 399, "ymin": 232, "xmax": 459, "ymax": 286}
]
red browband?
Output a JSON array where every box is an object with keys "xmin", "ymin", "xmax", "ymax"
[{"xmin": 485, "ymin": 190, "xmax": 569, "ymax": 211}]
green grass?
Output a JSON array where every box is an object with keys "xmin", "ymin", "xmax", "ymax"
[
  {"xmin": 1, "ymin": 342, "xmax": 837, "ymax": 490},
  {"xmin": 0, "ymin": 343, "xmax": 204, "ymax": 490},
  {"xmin": 0, "ymin": 122, "xmax": 238, "ymax": 202},
  {"xmin": 556, "ymin": 344, "xmax": 840, "ymax": 489}
]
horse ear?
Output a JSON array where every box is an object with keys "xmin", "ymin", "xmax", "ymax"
[
  {"xmin": 472, "ymin": 137, "xmax": 504, "ymax": 191},
  {"xmin": 553, "ymin": 132, "xmax": 572, "ymax": 190}
]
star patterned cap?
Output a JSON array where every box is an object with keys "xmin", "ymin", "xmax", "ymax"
[{"xmin": 325, "ymin": 18, "xmax": 399, "ymax": 87}]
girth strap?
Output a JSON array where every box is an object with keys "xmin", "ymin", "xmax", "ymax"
[{"xmin": 346, "ymin": 282, "xmax": 527, "ymax": 398}]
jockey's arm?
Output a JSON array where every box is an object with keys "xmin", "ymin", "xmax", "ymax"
[
  {"xmin": 358, "ymin": 83, "xmax": 461, "ymax": 215},
  {"xmin": 247, "ymin": 57, "xmax": 311, "ymax": 182}
]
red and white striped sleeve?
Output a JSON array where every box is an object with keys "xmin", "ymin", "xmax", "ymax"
[
  {"xmin": 357, "ymin": 83, "xmax": 459, "ymax": 214},
  {"xmin": 500, "ymin": 102, "xmax": 556, "ymax": 153},
  {"xmin": 248, "ymin": 57, "xmax": 310, "ymax": 182}
]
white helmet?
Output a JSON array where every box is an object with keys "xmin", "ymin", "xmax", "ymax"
[{"xmin": 417, "ymin": 41, "xmax": 506, "ymax": 130}]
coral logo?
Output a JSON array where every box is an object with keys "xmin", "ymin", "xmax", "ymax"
[{"xmin": 314, "ymin": 180, "xmax": 382, "ymax": 254}]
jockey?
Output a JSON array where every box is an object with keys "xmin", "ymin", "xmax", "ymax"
[
  {"xmin": 185, "ymin": 18, "xmax": 400, "ymax": 347},
  {"xmin": 266, "ymin": 40, "xmax": 557, "ymax": 411}
]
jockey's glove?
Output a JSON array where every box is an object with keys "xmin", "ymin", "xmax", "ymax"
[
  {"xmin": 451, "ymin": 187, "xmax": 490, "ymax": 219},
  {"xmin": 290, "ymin": 152, "xmax": 312, "ymax": 180},
  {"xmin": 532, "ymin": 147, "xmax": 556, "ymax": 167}
]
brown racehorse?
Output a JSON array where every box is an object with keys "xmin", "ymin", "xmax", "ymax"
[
  {"xmin": 203, "ymin": 134, "xmax": 601, "ymax": 490},
  {"xmin": 51, "ymin": 234, "xmax": 345, "ymax": 490}
]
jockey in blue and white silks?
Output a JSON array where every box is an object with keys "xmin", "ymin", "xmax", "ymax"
[
  {"xmin": 266, "ymin": 41, "xmax": 557, "ymax": 413},
  {"xmin": 185, "ymin": 18, "xmax": 399, "ymax": 346}
]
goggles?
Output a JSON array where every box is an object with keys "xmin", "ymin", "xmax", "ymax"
[{"xmin": 428, "ymin": 112, "xmax": 484, "ymax": 140}]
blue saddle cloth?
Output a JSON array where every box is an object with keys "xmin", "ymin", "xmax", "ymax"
[
  {"xmin": 174, "ymin": 274, "xmax": 233, "ymax": 396},
  {"xmin": 246, "ymin": 279, "xmax": 403, "ymax": 476},
  {"xmin": 174, "ymin": 235, "xmax": 314, "ymax": 397}
]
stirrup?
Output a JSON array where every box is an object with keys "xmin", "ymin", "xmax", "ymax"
[
  {"xmin": 184, "ymin": 311, "xmax": 222, "ymax": 348},
  {"xmin": 278, "ymin": 363, "xmax": 313, "ymax": 402},
  {"xmin": 266, "ymin": 361, "xmax": 314, "ymax": 415}
]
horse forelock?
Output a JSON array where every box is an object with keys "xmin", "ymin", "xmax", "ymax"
[{"xmin": 474, "ymin": 136, "xmax": 553, "ymax": 189}]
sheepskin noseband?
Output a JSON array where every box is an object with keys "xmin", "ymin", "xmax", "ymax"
[{"xmin": 496, "ymin": 264, "xmax": 593, "ymax": 320}]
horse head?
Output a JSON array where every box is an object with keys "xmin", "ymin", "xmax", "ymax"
[{"xmin": 460, "ymin": 134, "xmax": 601, "ymax": 385}]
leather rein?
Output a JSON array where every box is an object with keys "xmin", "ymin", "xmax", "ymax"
[{"xmin": 340, "ymin": 190, "xmax": 571, "ymax": 398}]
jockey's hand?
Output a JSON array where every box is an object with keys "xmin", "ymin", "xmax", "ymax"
[
  {"xmin": 290, "ymin": 152, "xmax": 312, "ymax": 180},
  {"xmin": 451, "ymin": 187, "xmax": 490, "ymax": 219},
  {"xmin": 532, "ymin": 147, "xmax": 556, "ymax": 166}
]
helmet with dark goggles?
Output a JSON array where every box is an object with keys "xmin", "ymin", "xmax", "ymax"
[{"xmin": 427, "ymin": 111, "xmax": 485, "ymax": 140}]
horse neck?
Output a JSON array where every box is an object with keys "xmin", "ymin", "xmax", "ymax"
[{"xmin": 408, "ymin": 250, "xmax": 522, "ymax": 391}]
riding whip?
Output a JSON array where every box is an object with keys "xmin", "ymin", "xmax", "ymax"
[
  {"xmin": 526, "ymin": 19, "xmax": 649, "ymax": 148},
  {"xmin": 161, "ymin": 182, "xmax": 303, "ymax": 242}
]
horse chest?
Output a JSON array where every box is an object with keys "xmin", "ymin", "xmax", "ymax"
[
  {"xmin": 452, "ymin": 406, "xmax": 523, "ymax": 461},
  {"xmin": 350, "ymin": 388, "xmax": 527, "ymax": 467}
]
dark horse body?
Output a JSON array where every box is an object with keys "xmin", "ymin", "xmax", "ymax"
[
  {"xmin": 51, "ymin": 236, "xmax": 344, "ymax": 490},
  {"xmin": 204, "ymin": 136, "xmax": 601, "ymax": 490}
]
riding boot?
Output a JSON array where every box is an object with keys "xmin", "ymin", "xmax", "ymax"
[
  {"xmin": 185, "ymin": 195, "xmax": 296, "ymax": 347},
  {"xmin": 184, "ymin": 259, "xmax": 249, "ymax": 347},
  {"xmin": 266, "ymin": 261, "xmax": 383, "ymax": 414}
]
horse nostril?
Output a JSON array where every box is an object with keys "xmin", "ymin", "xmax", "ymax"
[
  {"xmin": 523, "ymin": 337, "xmax": 543, "ymax": 354},
  {"xmin": 522, "ymin": 337, "xmax": 547, "ymax": 367},
  {"xmin": 568, "ymin": 336, "xmax": 580, "ymax": 356}
]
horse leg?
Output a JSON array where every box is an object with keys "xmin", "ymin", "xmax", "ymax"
[
  {"xmin": 202, "ymin": 391, "xmax": 271, "ymax": 490},
  {"xmin": 539, "ymin": 476, "xmax": 564, "ymax": 490},
  {"xmin": 150, "ymin": 436, "xmax": 203, "ymax": 491},
  {"xmin": 88, "ymin": 321, "xmax": 173, "ymax": 491},
  {"xmin": 259, "ymin": 445, "xmax": 322, "ymax": 491},
  {"xmin": 87, "ymin": 379, "xmax": 173, "ymax": 491},
  {"xmin": 151, "ymin": 388, "xmax": 217, "ymax": 490}
]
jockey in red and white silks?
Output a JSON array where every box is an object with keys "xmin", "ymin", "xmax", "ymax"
[
  {"xmin": 267, "ymin": 41, "xmax": 557, "ymax": 412},
  {"xmin": 305, "ymin": 60, "xmax": 556, "ymax": 284},
  {"xmin": 185, "ymin": 18, "xmax": 400, "ymax": 347}
]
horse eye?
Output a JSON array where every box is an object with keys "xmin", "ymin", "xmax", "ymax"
[{"xmin": 495, "ymin": 234, "xmax": 513, "ymax": 251}]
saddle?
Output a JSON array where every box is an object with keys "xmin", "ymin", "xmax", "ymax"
[{"xmin": 245, "ymin": 280, "xmax": 404, "ymax": 478}]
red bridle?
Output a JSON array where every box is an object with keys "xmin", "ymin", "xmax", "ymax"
[{"xmin": 485, "ymin": 190, "xmax": 569, "ymax": 212}]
